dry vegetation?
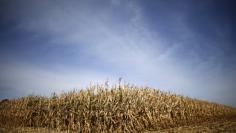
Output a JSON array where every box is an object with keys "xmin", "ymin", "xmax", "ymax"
[
  {"xmin": 0, "ymin": 83, "xmax": 236, "ymax": 132},
  {"xmin": 154, "ymin": 116, "xmax": 236, "ymax": 133}
]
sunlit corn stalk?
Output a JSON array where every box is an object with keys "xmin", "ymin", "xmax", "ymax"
[{"xmin": 0, "ymin": 82, "xmax": 236, "ymax": 132}]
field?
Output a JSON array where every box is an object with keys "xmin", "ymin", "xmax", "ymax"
[
  {"xmin": 1, "ymin": 117, "xmax": 236, "ymax": 132},
  {"xmin": 0, "ymin": 83, "xmax": 236, "ymax": 132}
]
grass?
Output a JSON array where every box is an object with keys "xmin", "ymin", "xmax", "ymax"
[{"xmin": 0, "ymin": 83, "xmax": 236, "ymax": 132}]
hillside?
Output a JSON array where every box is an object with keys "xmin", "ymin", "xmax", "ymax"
[{"xmin": 0, "ymin": 84, "xmax": 236, "ymax": 132}]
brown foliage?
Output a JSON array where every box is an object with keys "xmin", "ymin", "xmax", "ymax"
[{"xmin": 0, "ymin": 84, "xmax": 236, "ymax": 132}]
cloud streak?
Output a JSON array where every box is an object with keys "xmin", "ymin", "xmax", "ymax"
[{"xmin": 0, "ymin": 0, "xmax": 236, "ymax": 106}]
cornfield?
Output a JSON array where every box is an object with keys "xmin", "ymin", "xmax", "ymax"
[{"xmin": 0, "ymin": 83, "xmax": 236, "ymax": 132}]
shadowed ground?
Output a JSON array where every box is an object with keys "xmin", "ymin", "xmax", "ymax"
[{"xmin": 149, "ymin": 116, "xmax": 236, "ymax": 133}]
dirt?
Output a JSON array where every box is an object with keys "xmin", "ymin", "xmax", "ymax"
[{"xmin": 147, "ymin": 117, "xmax": 236, "ymax": 133}]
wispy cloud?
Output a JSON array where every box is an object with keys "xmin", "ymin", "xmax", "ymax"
[
  {"xmin": 0, "ymin": 0, "xmax": 235, "ymax": 106},
  {"xmin": 0, "ymin": 60, "xmax": 108, "ymax": 98}
]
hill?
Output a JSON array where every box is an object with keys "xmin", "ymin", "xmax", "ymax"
[{"xmin": 0, "ymin": 84, "xmax": 236, "ymax": 132}]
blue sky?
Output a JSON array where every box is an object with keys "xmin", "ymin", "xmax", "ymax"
[{"xmin": 0, "ymin": 0, "xmax": 236, "ymax": 106}]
